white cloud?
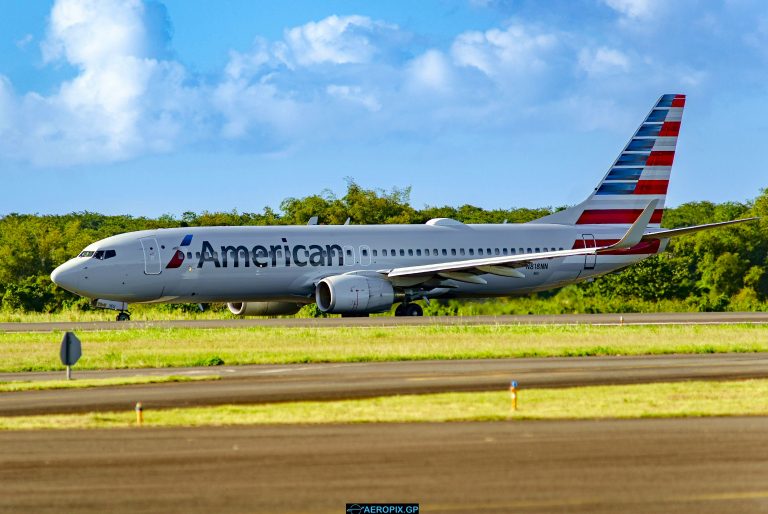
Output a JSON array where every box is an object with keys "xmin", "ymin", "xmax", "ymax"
[
  {"xmin": 406, "ymin": 50, "xmax": 453, "ymax": 93},
  {"xmin": 15, "ymin": 34, "xmax": 33, "ymax": 49},
  {"xmin": 0, "ymin": 0, "xmax": 728, "ymax": 168},
  {"xmin": 602, "ymin": 0, "xmax": 659, "ymax": 20},
  {"xmin": 578, "ymin": 47, "xmax": 630, "ymax": 75},
  {"xmin": 326, "ymin": 85, "xmax": 381, "ymax": 111},
  {"xmin": 276, "ymin": 15, "xmax": 399, "ymax": 67},
  {"xmin": 451, "ymin": 24, "xmax": 557, "ymax": 77},
  {"xmin": 0, "ymin": 0, "xmax": 194, "ymax": 166}
]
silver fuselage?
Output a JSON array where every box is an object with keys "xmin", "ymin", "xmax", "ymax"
[{"xmin": 50, "ymin": 223, "xmax": 664, "ymax": 304}]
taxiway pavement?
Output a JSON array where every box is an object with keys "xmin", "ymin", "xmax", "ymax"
[
  {"xmin": 2, "ymin": 353, "xmax": 767, "ymax": 416},
  {"xmin": 1, "ymin": 417, "xmax": 767, "ymax": 513}
]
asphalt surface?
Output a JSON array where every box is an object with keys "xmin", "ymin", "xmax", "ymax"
[
  {"xmin": 3, "ymin": 311, "xmax": 768, "ymax": 332},
  {"xmin": 3, "ymin": 353, "xmax": 768, "ymax": 416},
  {"xmin": 2, "ymin": 417, "xmax": 767, "ymax": 513}
]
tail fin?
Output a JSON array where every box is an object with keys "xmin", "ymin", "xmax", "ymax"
[{"xmin": 531, "ymin": 94, "xmax": 685, "ymax": 226}]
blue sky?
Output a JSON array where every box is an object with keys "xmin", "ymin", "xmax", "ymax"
[{"xmin": 1, "ymin": 0, "xmax": 767, "ymax": 217}]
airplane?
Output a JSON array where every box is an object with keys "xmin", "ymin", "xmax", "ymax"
[{"xmin": 51, "ymin": 94, "xmax": 756, "ymax": 320}]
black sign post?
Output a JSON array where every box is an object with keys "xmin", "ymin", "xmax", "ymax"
[{"xmin": 59, "ymin": 332, "xmax": 82, "ymax": 380}]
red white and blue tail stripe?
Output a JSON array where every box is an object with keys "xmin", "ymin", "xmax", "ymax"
[{"xmin": 531, "ymin": 94, "xmax": 684, "ymax": 227}]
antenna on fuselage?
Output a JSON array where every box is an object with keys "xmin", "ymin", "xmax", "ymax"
[{"xmin": 307, "ymin": 216, "xmax": 318, "ymax": 225}]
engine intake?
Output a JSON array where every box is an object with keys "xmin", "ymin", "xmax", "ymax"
[
  {"xmin": 315, "ymin": 275, "xmax": 395, "ymax": 314},
  {"xmin": 227, "ymin": 302, "xmax": 303, "ymax": 316}
]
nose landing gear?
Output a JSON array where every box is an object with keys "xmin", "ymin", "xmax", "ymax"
[{"xmin": 92, "ymin": 299, "xmax": 131, "ymax": 322}]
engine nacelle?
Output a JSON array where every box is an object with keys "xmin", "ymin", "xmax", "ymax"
[
  {"xmin": 227, "ymin": 301, "xmax": 303, "ymax": 316},
  {"xmin": 315, "ymin": 275, "xmax": 395, "ymax": 314}
]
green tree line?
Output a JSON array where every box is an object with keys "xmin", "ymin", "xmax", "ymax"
[{"xmin": 1, "ymin": 181, "xmax": 767, "ymax": 314}]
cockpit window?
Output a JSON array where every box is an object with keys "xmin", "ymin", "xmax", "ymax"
[{"xmin": 78, "ymin": 249, "xmax": 117, "ymax": 259}]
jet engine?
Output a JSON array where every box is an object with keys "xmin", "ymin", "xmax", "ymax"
[
  {"xmin": 227, "ymin": 302, "xmax": 303, "ymax": 316},
  {"xmin": 315, "ymin": 275, "xmax": 395, "ymax": 314}
]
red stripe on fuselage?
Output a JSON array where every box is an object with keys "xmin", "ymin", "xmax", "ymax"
[
  {"xmin": 576, "ymin": 209, "xmax": 664, "ymax": 224},
  {"xmin": 571, "ymin": 239, "xmax": 661, "ymax": 255}
]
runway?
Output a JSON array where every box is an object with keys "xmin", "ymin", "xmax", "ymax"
[
  {"xmin": 1, "ymin": 417, "xmax": 767, "ymax": 513},
  {"xmin": 2, "ymin": 311, "xmax": 768, "ymax": 332},
  {"xmin": 3, "ymin": 353, "xmax": 768, "ymax": 416}
]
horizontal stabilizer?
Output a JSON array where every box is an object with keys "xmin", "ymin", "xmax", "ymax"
[{"xmin": 641, "ymin": 217, "xmax": 759, "ymax": 241}]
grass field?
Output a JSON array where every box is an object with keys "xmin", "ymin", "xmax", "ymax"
[
  {"xmin": 2, "ymin": 378, "xmax": 766, "ymax": 430},
  {"xmin": 1, "ymin": 324, "xmax": 767, "ymax": 372}
]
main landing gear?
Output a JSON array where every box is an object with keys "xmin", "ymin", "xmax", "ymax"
[
  {"xmin": 116, "ymin": 311, "xmax": 131, "ymax": 322},
  {"xmin": 394, "ymin": 302, "xmax": 423, "ymax": 317}
]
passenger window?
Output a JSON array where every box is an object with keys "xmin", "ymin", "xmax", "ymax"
[
  {"xmin": 408, "ymin": 249, "xmax": 414, "ymax": 256},
  {"xmin": 460, "ymin": 249, "xmax": 465, "ymax": 256},
  {"xmin": 559, "ymin": 247, "xmax": 564, "ymax": 251},
  {"xmin": 535, "ymin": 248, "xmax": 540, "ymax": 253},
  {"xmin": 399, "ymin": 249, "xmax": 405, "ymax": 256},
  {"xmin": 527, "ymin": 248, "xmax": 532, "ymax": 253},
  {"xmin": 186, "ymin": 252, "xmax": 192, "ymax": 259},
  {"xmin": 346, "ymin": 249, "xmax": 352, "ymax": 256},
  {"xmin": 362, "ymin": 249, "xmax": 368, "ymax": 256},
  {"xmin": 441, "ymin": 249, "xmax": 447, "ymax": 256},
  {"xmin": 494, "ymin": 248, "xmax": 500, "ymax": 255},
  {"xmin": 510, "ymin": 248, "xmax": 516, "ymax": 255},
  {"xmin": 416, "ymin": 249, "xmax": 422, "ymax": 256},
  {"xmin": 382, "ymin": 249, "xmax": 388, "ymax": 256},
  {"xmin": 502, "ymin": 248, "xmax": 508, "ymax": 255},
  {"xmin": 196, "ymin": 252, "xmax": 200, "ymax": 258},
  {"xmin": 469, "ymin": 249, "xmax": 474, "ymax": 256},
  {"xmin": 478, "ymin": 249, "xmax": 484, "ymax": 256},
  {"xmin": 486, "ymin": 248, "xmax": 492, "ymax": 255},
  {"xmin": 372, "ymin": 249, "xmax": 377, "ymax": 257},
  {"xmin": 433, "ymin": 249, "xmax": 438, "ymax": 255},
  {"xmin": 451, "ymin": 249, "xmax": 457, "ymax": 256}
]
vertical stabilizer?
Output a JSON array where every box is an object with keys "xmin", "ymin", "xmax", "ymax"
[{"xmin": 530, "ymin": 94, "xmax": 685, "ymax": 226}]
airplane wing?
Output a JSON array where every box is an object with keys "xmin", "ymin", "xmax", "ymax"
[
  {"xmin": 384, "ymin": 201, "xmax": 658, "ymax": 283},
  {"xmin": 383, "ymin": 203, "xmax": 759, "ymax": 283}
]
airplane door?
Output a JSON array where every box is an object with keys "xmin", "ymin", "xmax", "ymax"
[
  {"xmin": 359, "ymin": 245, "xmax": 371, "ymax": 266},
  {"xmin": 140, "ymin": 237, "xmax": 162, "ymax": 275},
  {"xmin": 582, "ymin": 234, "xmax": 596, "ymax": 270}
]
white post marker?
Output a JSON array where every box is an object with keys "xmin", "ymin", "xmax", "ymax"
[{"xmin": 59, "ymin": 331, "xmax": 82, "ymax": 380}]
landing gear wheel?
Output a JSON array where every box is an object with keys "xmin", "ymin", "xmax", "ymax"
[
  {"xmin": 405, "ymin": 303, "xmax": 423, "ymax": 317},
  {"xmin": 394, "ymin": 304, "xmax": 406, "ymax": 316},
  {"xmin": 116, "ymin": 312, "xmax": 130, "ymax": 322}
]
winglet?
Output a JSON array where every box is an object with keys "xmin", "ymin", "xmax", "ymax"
[{"xmin": 608, "ymin": 199, "xmax": 658, "ymax": 250}]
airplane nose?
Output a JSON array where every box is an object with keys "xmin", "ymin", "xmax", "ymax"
[{"xmin": 50, "ymin": 261, "xmax": 80, "ymax": 293}]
